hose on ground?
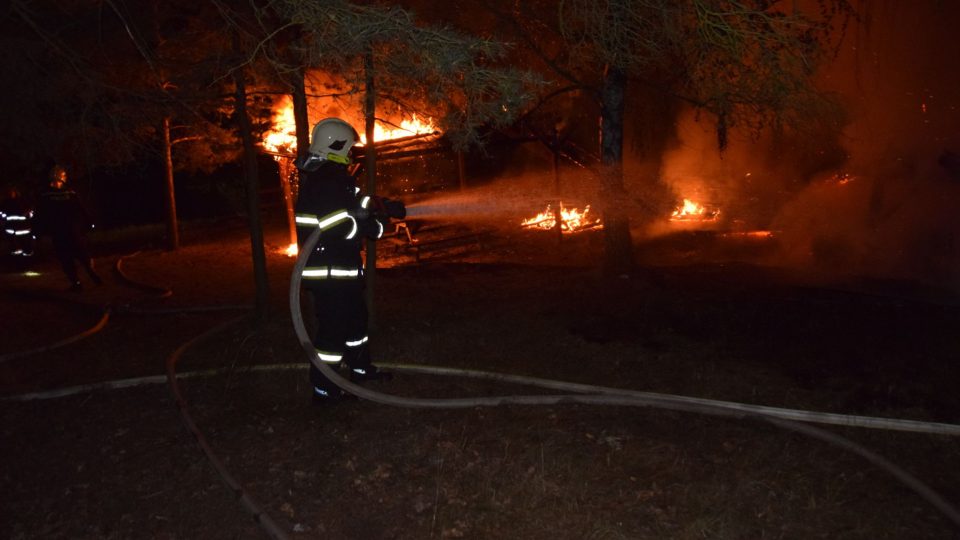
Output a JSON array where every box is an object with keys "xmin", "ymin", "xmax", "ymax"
[
  {"xmin": 292, "ymin": 226, "xmax": 960, "ymax": 528},
  {"xmin": 0, "ymin": 306, "xmax": 110, "ymax": 364},
  {"xmin": 0, "ymin": 252, "xmax": 241, "ymax": 363},
  {"xmin": 165, "ymin": 313, "xmax": 290, "ymax": 540},
  {"xmin": 114, "ymin": 251, "xmax": 173, "ymax": 297},
  {"xmin": 1, "ymin": 250, "xmax": 288, "ymax": 538}
]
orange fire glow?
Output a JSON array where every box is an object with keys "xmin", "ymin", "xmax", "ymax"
[
  {"xmin": 671, "ymin": 198, "xmax": 719, "ymax": 221},
  {"xmin": 521, "ymin": 203, "xmax": 601, "ymax": 233}
]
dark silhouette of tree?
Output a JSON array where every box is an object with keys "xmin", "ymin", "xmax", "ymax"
[{"xmin": 5, "ymin": 0, "xmax": 242, "ymax": 249}]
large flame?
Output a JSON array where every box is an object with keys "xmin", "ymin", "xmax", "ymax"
[
  {"xmin": 521, "ymin": 203, "xmax": 601, "ymax": 233},
  {"xmin": 263, "ymin": 101, "xmax": 298, "ymax": 155},
  {"xmin": 261, "ymin": 99, "xmax": 438, "ymax": 155},
  {"xmin": 356, "ymin": 114, "xmax": 437, "ymax": 146}
]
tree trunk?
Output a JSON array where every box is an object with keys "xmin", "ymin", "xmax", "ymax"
[
  {"xmin": 277, "ymin": 158, "xmax": 297, "ymax": 250},
  {"xmin": 552, "ymin": 127, "xmax": 563, "ymax": 245},
  {"xmin": 291, "ymin": 69, "xmax": 316, "ymax": 339},
  {"xmin": 363, "ymin": 51, "xmax": 379, "ymax": 329},
  {"xmin": 233, "ymin": 70, "xmax": 269, "ymax": 322},
  {"xmin": 161, "ymin": 116, "xmax": 180, "ymax": 251},
  {"xmin": 599, "ymin": 64, "xmax": 634, "ymax": 277},
  {"xmin": 292, "ymin": 69, "xmax": 310, "ymax": 185}
]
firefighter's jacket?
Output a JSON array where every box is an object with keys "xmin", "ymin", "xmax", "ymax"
[
  {"xmin": 0, "ymin": 197, "xmax": 33, "ymax": 238},
  {"xmin": 295, "ymin": 162, "xmax": 386, "ymax": 286},
  {"xmin": 33, "ymin": 186, "xmax": 91, "ymax": 242}
]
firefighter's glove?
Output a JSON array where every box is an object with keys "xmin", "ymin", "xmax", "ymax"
[{"xmin": 351, "ymin": 207, "xmax": 371, "ymax": 220}]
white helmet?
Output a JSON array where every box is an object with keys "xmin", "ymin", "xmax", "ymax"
[{"xmin": 299, "ymin": 118, "xmax": 359, "ymax": 171}]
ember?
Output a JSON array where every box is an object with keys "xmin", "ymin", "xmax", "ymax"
[
  {"xmin": 671, "ymin": 198, "xmax": 720, "ymax": 221},
  {"xmin": 521, "ymin": 203, "xmax": 601, "ymax": 233}
]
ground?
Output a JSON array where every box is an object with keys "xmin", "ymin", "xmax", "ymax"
[{"xmin": 1, "ymin": 215, "xmax": 959, "ymax": 539}]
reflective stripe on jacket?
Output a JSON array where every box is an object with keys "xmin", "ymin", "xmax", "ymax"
[{"xmin": 302, "ymin": 265, "xmax": 362, "ymax": 280}]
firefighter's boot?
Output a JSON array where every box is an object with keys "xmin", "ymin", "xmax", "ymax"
[
  {"xmin": 309, "ymin": 361, "xmax": 355, "ymax": 405},
  {"xmin": 349, "ymin": 365, "xmax": 393, "ymax": 383},
  {"xmin": 345, "ymin": 343, "xmax": 392, "ymax": 382}
]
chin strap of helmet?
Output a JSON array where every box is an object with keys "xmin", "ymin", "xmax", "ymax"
[{"xmin": 295, "ymin": 152, "xmax": 351, "ymax": 172}]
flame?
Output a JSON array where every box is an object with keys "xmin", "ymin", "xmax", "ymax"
[
  {"xmin": 263, "ymin": 101, "xmax": 298, "ymax": 156},
  {"xmin": 261, "ymin": 98, "xmax": 438, "ymax": 155},
  {"xmin": 521, "ymin": 203, "xmax": 601, "ymax": 233},
  {"xmin": 356, "ymin": 114, "xmax": 437, "ymax": 146},
  {"xmin": 284, "ymin": 243, "xmax": 298, "ymax": 257},
  {"xmin": 671, "ymin": 198, "xmax": 719, "ymax": 221}
]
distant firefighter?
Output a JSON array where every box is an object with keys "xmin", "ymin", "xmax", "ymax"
[
  {"xmin": 0, "ymin": 186, "xmax": 35, "ymax": 259},
  {"xmin": 33, "ymin": 165, "xmax": 102, "ymax": 291}
]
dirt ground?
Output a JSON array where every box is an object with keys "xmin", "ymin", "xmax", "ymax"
[{"xmin": 1, "ymin": 215, "xmax": 959, "ymax": 539}]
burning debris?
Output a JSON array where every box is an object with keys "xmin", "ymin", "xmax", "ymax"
[
  {"xmin": 670, "ymin": 198, "xmax": 720, "ymax": 222},
  {"xmin": 521, "ymin": 202, "xmax": 601, "ymax": 233}
]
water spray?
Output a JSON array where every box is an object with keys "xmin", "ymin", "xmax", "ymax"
[{"xmin": 403, "ymin": 184, "xmax": 592, "ymax": 223}]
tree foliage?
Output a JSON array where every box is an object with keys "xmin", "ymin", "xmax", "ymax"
[
  {"xmin": 557, "ymin": 0, "xmax": 856, "ymax": 149},
  {"xmin": 4, "ymin": 0, "xmax": 243, "ymax": 178},
  {"xmin": 278, "ymin": 0, "xmax": 541, "ymax": 150}
]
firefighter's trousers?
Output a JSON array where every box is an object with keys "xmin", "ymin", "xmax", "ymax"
[
  {"xmin": 52, "ymin": 234, "xmax": 99, "ymax": 285},
  {"xmin": 306, "ymin": 277, "xmax": 372, "ymax": 396}
]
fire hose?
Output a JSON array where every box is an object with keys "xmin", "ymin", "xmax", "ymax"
[
  {"xmin": 0, "ymin": 304, "xmax": 110, "ymax": 364},
  {"xmin": 291, "ymin": 225, "xmax": 960, "ymax": 528},
  {"xmin": 0, "ymin": 251, "xmax": 241, "ymax": 364}
]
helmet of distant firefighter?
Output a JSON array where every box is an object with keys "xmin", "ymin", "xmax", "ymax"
[
  {"xmin": 49, "ymin": 165, "xmax": 68, "ymax": 188},
  {"xmin": 296, "ymin": 118, "xmax": 360, "ymax": 171}
]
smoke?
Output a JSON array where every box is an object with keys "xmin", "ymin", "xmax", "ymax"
[
  {"xmin": 771, "ymin": 2, "xmax": 960, "ymax": 287},
  {"xmin": 769, "ymin": 169, "xmax": 960, "ymax": 285},
  {"xmin": 638, "ymin": 2, "xmax": 960, "ymax": 289}
]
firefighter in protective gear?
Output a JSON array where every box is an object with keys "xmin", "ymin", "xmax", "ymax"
[
  {"xmin": 33, "ymin": 165, "xmax": 102, "ymax": 291},
  {"xmin": 295, "ymin": 118, "xmax": 404, "ymax": 403},
  {"xmin": 0, "ymin": 187, "xmax": 35, "ymax": 259}
]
